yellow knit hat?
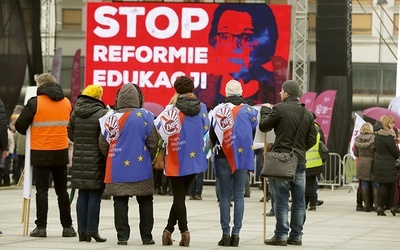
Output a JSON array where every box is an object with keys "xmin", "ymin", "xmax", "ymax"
[{"xmin": 82, "ymin": 85, "xmax": 103, "ymax": 100}]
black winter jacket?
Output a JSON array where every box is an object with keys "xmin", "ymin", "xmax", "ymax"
[
  {"xmin": 373, "ymin": 129, "xmax": 399, "ymax": 183},
  {"xmin": 15, "ymin": 83, "xmax": 70, "ymax": 166},
  {"xmin": 258, "ymin": 96, "xmax": 316, "ymax": 163},
  {"xmin": 68, "ymin": 95, "xmax": 108, "ymax": 190}
]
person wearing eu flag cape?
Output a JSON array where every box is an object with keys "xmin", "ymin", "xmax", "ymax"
[
  {"xmin": 209, "ymin": 80, "xmax": 258, "ymax": 247},
  {"xmin": 154, "ymin": 76, "xmax": 210, "ymax": 247}
]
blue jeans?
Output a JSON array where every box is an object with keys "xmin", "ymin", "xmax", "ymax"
[
  {"xmin": 188, "ymin": 172, "xmax": 204, "ymax": 196},
  {"xmin": 215, "ymin": 158, "xmax": 247, "ymax": 236},
  {"xmin": 76, "ymin": 189, "xmax": 104, "ymax": 233},
  {"xmin": 269, "ymin": 163, "xmax": 306, "ymax": 241}
]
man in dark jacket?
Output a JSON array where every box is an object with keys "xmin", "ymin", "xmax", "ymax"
[
  {"xmin": 259, "ymin": 80, "xmax": 316, "ymax": 246},
  {"xmin": 0, "ymin": 98, "xmax": 7, "ymax": 164},
  {"xmin": 15, "ymin": 73, "xmax": 76, "ymax": 238}
]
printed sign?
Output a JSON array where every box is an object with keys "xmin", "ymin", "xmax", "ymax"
[{"xmin": 86, "ymin": 3, "xmax": 291, "ymax": 108}]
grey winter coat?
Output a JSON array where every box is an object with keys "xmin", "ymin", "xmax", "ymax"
[
  {"xmin": 354, "ymin": 133, "xmax": 375, "ymax": 181},
  {"xmin": 98, "ymin": 84, "xmax": 158, "ymax": 196},
  {"xmin": 68, "ymin": 95, "xmax": 108, "ymax": 190},
  {"xmin": 373, "ymin": 129, "xmax": 399, "ymax": 184}
]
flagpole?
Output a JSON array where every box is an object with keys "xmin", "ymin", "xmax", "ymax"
[{"xmin": 21, "ymin": 86, "xmax": 36, "ymax": 236}]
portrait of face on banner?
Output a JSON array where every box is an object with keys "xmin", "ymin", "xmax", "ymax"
[{"xmin": 85, "ymin": 3, "xmax": 290, "ymax": 108}]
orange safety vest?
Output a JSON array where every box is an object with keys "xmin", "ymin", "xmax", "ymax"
[{"xmin": 31, "ymin": 95, "xmax": 71, "ymax": 150}]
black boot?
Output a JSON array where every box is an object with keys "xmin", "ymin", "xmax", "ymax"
[
  {"xmin": 372, "ymin": 189, "xmax": 379, "ymax": 211},
  {"xmin": 218, "ymin": 234, "xmax": 230, "ymax": 246},
  {"xmin": 230, "ymin": 235, "xmax": 240, "ymax": 247},
  {"xmin": 376, "ymin": 207, "xmax": 386, "ymax": 216},
  {"xmin": 361, "ymin": 189, "xmax": 371, "ymax": 212},
  {"xmin": 86, "ymin": 232, "xmax": 107, "ymax": 242},
  {"xmin": 78, "ymin": 232, "xmax": 86, "ymax": 242}
]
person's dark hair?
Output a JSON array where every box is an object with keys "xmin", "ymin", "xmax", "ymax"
[{"xmin": 208, "ymin": 4, "xmax": 278, "ymax": 67}]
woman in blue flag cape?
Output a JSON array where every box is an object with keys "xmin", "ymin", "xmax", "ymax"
[{"xmin": 154, "ymin": 76, "xmax": 210, "ymax": 247}]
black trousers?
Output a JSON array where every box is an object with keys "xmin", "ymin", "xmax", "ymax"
[
  {"xmin": 165, "ymin": 174, "xmax": 195, "ymax": 234},
  {"xmin": 34, "ymin": 165, "xmax": 72, "ymax": 228},
  {"xmin": 305, "ymin": 175, "xmax": 317, "ymax": 207},
  {"xmin": 113, "ymin": 195, "xmax": 154, "ymax": 242}
]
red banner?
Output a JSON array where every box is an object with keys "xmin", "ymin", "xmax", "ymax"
[
  {"xmin": 300, "ymin": 92, "xmax": 317, "ymax": 111},
  {"xmin": 85, "ymin": 3, "xmax": 291, "ymax": 107},
  {"xmin": 314, "ymin": 90, "xmax": 337, "ymax": 144},
  {"xmin": 70, "ymin": 49, "xmax": 81, "ymax": 107}
]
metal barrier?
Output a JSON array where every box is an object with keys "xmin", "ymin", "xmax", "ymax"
[
  {"xmin": 342, "ymin": 153, "xmax": 358, "ymax": 193},
  {"xmin": 318, "ymin": 153, "xmax": 342, "ymax": 192}
]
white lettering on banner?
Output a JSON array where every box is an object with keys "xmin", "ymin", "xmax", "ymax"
[
  {"xmin": 93, "ymin": 6, "xmax": 208, "ymax": 39},
  {"xmin": 93, "ymin": 45, "xmax": 208, "ymax": 64},
  {"xmin": 93, "ymin": 70, "xmax": 207, "ymax": 88}
]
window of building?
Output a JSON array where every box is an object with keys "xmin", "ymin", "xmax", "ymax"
[
  {"xmin": 62, "ymin": 9, "xmax": 82, "ymax": 30},
  {"xmin": 394, "ymin": 14, "xmax": 399, "ymax": 36},
  {"xmin": 353, "ymin": 64, "xmax": 396, "ymax": 95},
  {"xmin": 309, "ymin": 13, "xmax": 316, "ymax": 35},
  {"xmin": 352, "ymin": 14, "xmax": 372, "ymax": 35}
]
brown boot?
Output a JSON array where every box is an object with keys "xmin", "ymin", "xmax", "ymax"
[
  {"xmin": 162, "ymin": 230, "xmax": 173, "ymax": 245},
  {"xmin": 179, "ymin": 231, "xmax": 190, "ymax": 247}
]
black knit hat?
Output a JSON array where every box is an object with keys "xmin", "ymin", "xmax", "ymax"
[
  {"xmin": 282, "ymin": 80, "xmax": 300, "ymax": 97},
  {"xmin": 174, "ymin": 76, "xmax": 194, "ymax": 94}
]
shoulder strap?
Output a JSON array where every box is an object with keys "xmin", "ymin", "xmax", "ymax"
[{"xmin": 291, "ymin": 105, "xmax": 305, "ymax": 154}]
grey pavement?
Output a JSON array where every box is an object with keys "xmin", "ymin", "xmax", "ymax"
[{"xmin": 1, "ymin": 185, "xmax": 400, "ymax": 249}]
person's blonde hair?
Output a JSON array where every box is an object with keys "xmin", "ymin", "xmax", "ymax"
[
  {"xmin": 380, "ymin": 115, "xmax": 395, "ymax": 130},
  {"xmin": 168, "ymin": 92, "xmax": 196, "ymax": 105},
  {"xmin": 360, "ymin": 122, "xmax": 373, "ymax": 134},
  {"xmin": 35, "ymin": 73, "xmax": 57, "ymax": 87}
]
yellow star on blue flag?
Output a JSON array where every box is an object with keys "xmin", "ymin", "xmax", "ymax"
[
  {"xmin": 124, "ymin": 160, "xmax": 130, "ymax": 166},
  {"xmin": 136, "ymin": 111, "xmax": 142, "ymax": 117},
  {"xmin": 190, "ymin": 151, "xmax": 196, "ymax": 158},
  {"xmin": 238, "ymin": 147, "xmax": 243, "ymax": 153},
  {"xmin": 138, "ymin": 155, "xmax": 143, "ymax": 162}
]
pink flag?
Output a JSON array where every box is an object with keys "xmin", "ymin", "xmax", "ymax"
[
  {"xmin": 70, "ymin": 49, "xmax": 81, "ymax": 107},
  {"xmin": 300, "ymin": 92, "xmax": 317, "ymax": 111},
  {"xmin": 313, "ymin": 90, "xmax": 337, "ymax": 144},
  {"xmin": 51, "ymin": 48, "xmax": 62, "ymax": 84}
]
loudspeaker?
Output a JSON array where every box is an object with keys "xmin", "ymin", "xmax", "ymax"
[{"xmin": 316, "ymin": 0, "xmax": 351, "ymax": 77}]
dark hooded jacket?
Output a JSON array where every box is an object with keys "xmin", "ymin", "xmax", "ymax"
[
  {"xmin": 99, "ymin": 84, "xmax": 158, "ymax": 196},
  {"xmin": 373, "ymin": 129, "xmax": 399, "ymax": 183},
  {"xmin": 0, "ymin": 98, "xmax": 7, "ymax": 153},
  {"xmin": 354, "ymin": 133, "xmax": 375, "ymax": 181},
  {"xmin": 15, "ymin": 83, "xmax": 71, "ymax": 165},
  {"xmin": 68, "ymin": 95, "xmax": 108, "ymax": 190},
  {"xmin": 258, "ymin": 95, "xmax": 316, "ymax": 163}
]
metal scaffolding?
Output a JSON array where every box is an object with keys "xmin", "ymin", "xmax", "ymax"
[{"xmin": 291, "ymin": 0, "xmax": 309, "ymax": 95}]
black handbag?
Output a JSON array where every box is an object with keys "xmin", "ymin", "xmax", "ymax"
[{"xmin": 260, "ymin": 106, "xmax": 305, "ymax": 181}]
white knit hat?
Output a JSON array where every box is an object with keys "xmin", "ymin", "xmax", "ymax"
[{"xmin": 225, "ymin": 80, "xmax": 243, "ymax": 97}]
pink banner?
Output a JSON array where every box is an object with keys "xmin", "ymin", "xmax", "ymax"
[
  {"xmin": 70, "ymin": 49, "xmax": 82, "ymax": 107},
  {"xmin": 51, "ymin": 48, "xmax": 62, "ymax": 84},
  {"xmin": 313, "ymin": 90, "xmax": 337, "ymax": 144},
  {"xmin": 300, "ymin": 92, "xmax": 317, "ymax": 111}
]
